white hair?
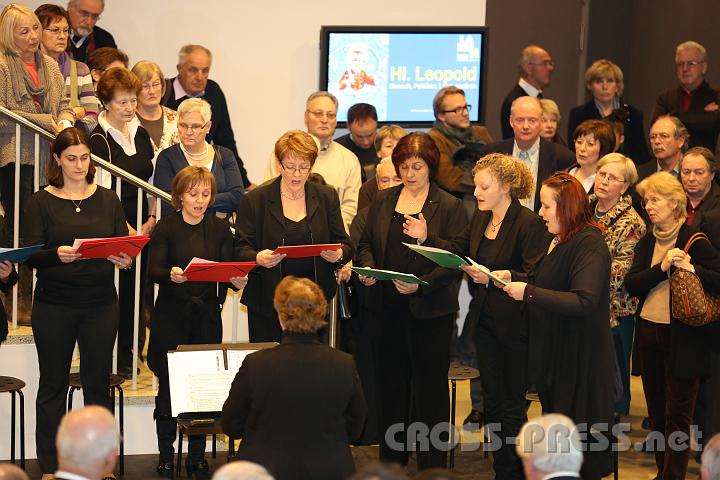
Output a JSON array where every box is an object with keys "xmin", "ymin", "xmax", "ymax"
[
  {"xmin": 305, "ymin": 91, "xmax": 338, "ymax": 110},
  {"xmin": 56, "ymin": 407, "xmax": 118, "ymax": 473},
  {"xmin": 516, "ymin": 414, "xmax": 584, "ymax": 475},
  {"xmin": 212, "ymin": 461, "xmax": 274, "ymax": 480},
  {"xmin": 178, "ymin": 44, "xmax": 213, "ymax": 65},
  {"xmin": 703, "ymin": 433, "xmax": 720, "ymax": 480},
  {"xmin": 676, "ymin": 40, "xmax": 707, "ymax": 62},
  {"xmin": 177, "ymin": 98, "xmax": 213, "ymax": 124}
]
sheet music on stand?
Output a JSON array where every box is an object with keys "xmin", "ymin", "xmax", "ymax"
[{"xmin": 167, "ymin": 342, "xmax": 277, "ymax": 417}]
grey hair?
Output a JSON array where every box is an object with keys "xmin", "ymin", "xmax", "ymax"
[
  {"xmin": 516, "ymin": 414, "xmax": 584, "ymax": 475},
  {"xmin": 654, "ymin": 115, "xmax": 690, "ymax": 152},
  {"xmin": 68, "ymin": 0, "xmax": 105, "ymax": 9},
  {"xmin": 177, "ymin": 44, "xmax": 213, "ymax": 65},
  {"xmin": 676, "ymin": 40, "xmax": 707, "ymax": 62},
  {"xmin": 702, "ymin": 433, "xmax": 720, "ymax": 480},
  {"xmin": 305, "ymin": 91, "xmax": 338, "ymax": 110},
  {"xmin": 212, "ymin": 461, "xmax": 274, "ymax": 480},
  {"xmin": 177, "ymin": 98, "xmax": 212, "ymax": 124}
]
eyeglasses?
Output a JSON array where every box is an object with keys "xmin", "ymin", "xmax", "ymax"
[
  {"xmin": 596, "ymin": 171, "xmax": 627, "ymax": 184},
  {"xmin": 178, "ymin": 122, "xmax": 208, "ymax": 132},
  {"xmin": 306, "ymin": 110, "xmax": 337, "ymax": 120},
  {"xmin": 76, "ymin": 9, "xmax": 101, "ymax": 21},
  {"xmin": 44, "ymin": 27, "xmax": 70, "ymax": 37},
  {"xmin": 441, "ymin": 104, "xmax": 472, "ymax": 115},
  {"xmin": 675, "ymin": 60, "xmax": 704, "ymax": 69},
  {"xmin": 511, "ymin": 116, "xmax": 540, "ymax": 126},
  {"xmin": 141, "ymin": 81, "xmax": 162, "ymax": 92},
  {"xmin": 281, "ymin": 163, "xmax": 312, "ymax": 174},
  {"xmin": 529, "ymin": 60, "xmax": 554, "ymax": 67}
]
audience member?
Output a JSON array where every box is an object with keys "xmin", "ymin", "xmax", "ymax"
[
  {"xmin": 478, "ymin": 96, "xmax": 575, "ymax": 210},
  {"xmin": 702, "ymin": 433, "xmax": 720, "ymax": 480},
  {"xmin": 335, "ymin": 102, "xmax": 379, "ymax": 181},
  {"xmin": 237, "ymin": 130, "xmax": 352, "ymax": 342},
  {"xmin": 212, "ymin": 461, "xmax": 274, "ymax": 480},
  {"xmin": 66, "ymin": 0, "xmax": 116, "ymax": 63},
  {"xmin": 36, "ymin": 4, "xmax": 100, "ymax": 133},
  {"xmin": 263, "ymin": 92, "xmax": 361, "ymax": 230},
  {"xmin": 148, "ymin": 166, "xmax": 246, "ymax": 479},
  {"xmin": 501, "ymin": 173, "xmax": 615, "ymax": 480},
  {"xmin": 221, "ymin": 276, "xmax": 366, "ymax": 480},
  {"xmin": 86, "ymin": 47, "xmax": 128, "ymax": 85},
  {"xmin": 427, "ymin": 86, "xmax": 492, "ymax": 205},
  {"xmin": 24, "ymin": 128, "xmax": 131, "ymax": 478},
  {"xmin": 568, "ymin": 59, "xmax": 649, "ymax": 165},
  {"xmin": 516, "ymin": 413, "xmax": 583, "ymax": 480},
  {"xmin": 500, "ymin": 45, "xmax": 554, "ymax": 139},
  {"xmin": 539, "ymin": 98, "xmax": 565, "ymax": 146},
  {"xmin": 54, "ymin": 406, "xmax": 119, "ymax": 480},
  {"xmin": 567, "ymin": 119, "xmax": 615, "ymax": 193},
  {"xmin": 161, "ymin": 44, "xmax": 252, "ymax": 188},
  {"xmin": 651, "ymin": 41, "xmax": 720, "ymax": 151},
  {"xmin": 154, "ymin": 98, "xmax": 244, "ymax": 217},
  {"xmin": 132, "ymin": 60, "xmax": 180, "ymax": 158},
  {"xmin": 0, "ymin": 464, "xmax": 28, "ymax": 480},
  {"xmin": 358, "ymin": 125, "xmax": 406, "ymax": 210},
  {"xmin": 356, "ymin": 132, "xmax": 468, "ymax": 470},
  {"xmin": 681, "ymin": 146, "xmax": 720, "ymax": 227}
]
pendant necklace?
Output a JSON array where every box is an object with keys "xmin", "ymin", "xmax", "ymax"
[
  {"xmin": 71, "ymin": 199, "xmax": 82, "ymax": 213},
  {"xmin": 490, "ymin": 216, "xmax": 504, "ymax": 232}
]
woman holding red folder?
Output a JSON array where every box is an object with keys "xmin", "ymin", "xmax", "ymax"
[
  {"xmin": 24, "ymin": 127, "xmax": 132, "ymax": 478},
  {"xmin": 147, "ymin": 166, "xmax": 247, "ymax": 478},
  {"xmin": 234, "ymin": 130, "xmax": 352, "ymax": 343}
]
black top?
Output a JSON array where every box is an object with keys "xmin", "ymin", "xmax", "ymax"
[
  {"xmin": 162, "ymin": 78, "xmax": 250, "ymax": 186},
  {"xmin": 89, "ymin": 125, "xmax": 155, "ymax": 224},
  {"xmin": 282, "ymin": 217, "xmax": 314, "ymax": 280},
  {"xmin": 24, "ymin": 187, "xmax": 129, "ymax": 306},
  {"xmin": 335, "ymin": 133, "xmax": 377, "ymax": 182},
  {"xmin": 69, "ymin": 25, "xmax": 117, "ymax": 63},
  {"xmin": 357, "ymin": 177, "xmax": 379, "ymax": 212},
  {"xmin": 148, "ymin": 211, "xmax": 234, "ymax": 302},
  {"xmin": 382, "ymin": 211, "xmax": 418, "ymax": 307}
]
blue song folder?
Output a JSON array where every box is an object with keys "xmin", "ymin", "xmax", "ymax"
[{"xmin": 0, "ymin": 244, "xmax": 43, "ymax": 263}]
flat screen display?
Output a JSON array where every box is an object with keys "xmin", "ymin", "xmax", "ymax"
[{"xmin": 320, "ymin": 26, "xmax": 488, "ymax": 126}]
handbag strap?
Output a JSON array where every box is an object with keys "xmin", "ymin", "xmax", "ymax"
[
  {"xmin": 69, "ymin": 60, "xmax": 79, "ymax": 107},
  {"xmin": 682, "ymin": 232, "xmax": 710, "ymax": 253}
]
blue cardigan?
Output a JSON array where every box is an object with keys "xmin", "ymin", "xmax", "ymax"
[{"xmin": 154, "ymin": 143, "xmax": 245, "ymax": 216}]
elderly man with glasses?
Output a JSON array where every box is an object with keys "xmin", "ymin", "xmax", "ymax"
[
  {"xmin": 66, "ymin": 0, "xmax": 116, "ymax": 63},
  {"xmin": 652, "ymin": 41, "xmax": 720, "ymax": 151}
]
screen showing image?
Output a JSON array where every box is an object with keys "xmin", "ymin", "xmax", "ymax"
[{"xmin": 320, "ymin": 27, "xmax": 486, "ymax": 125}]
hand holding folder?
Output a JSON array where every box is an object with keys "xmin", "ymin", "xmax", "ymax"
[
  {"xmin": 181, "ymin": 257, "xmax": 256, "ymax": 282},
  {"xmin": 273, "ymin": 243, "xmax": 342, "ymax": 259},
  {"xmin": 72, "ymin": 235, "xmax": 150, "ymax": 259}
]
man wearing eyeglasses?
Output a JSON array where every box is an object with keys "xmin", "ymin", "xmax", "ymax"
[
  {"xmin": 66, "ymin": 0, "xmax": 116, "ymax": 63},
  {"xmin": 500, "ymin": 45, "xmax": 554, "ymax": 140},
  {"xmin": 651, "ymin": 41, "xmax": 720, "ymax": 152},
  {"xmin": 263, "ymin": 91, "xmax": 361, "ymax": 231},
  {"xmin": 428, "ymin": 86, "xmax": 492, "ymax": 202}
]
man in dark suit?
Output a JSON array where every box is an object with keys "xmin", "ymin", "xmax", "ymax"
[
  {"xmin": 54, "ymin": 406, "xmax": 119, "ymax": 480},
  {"xmin": 162, "ymin": 44, "xmax": 253, "ymax": 189},
  {"xmin": 681, "ymin": 146, "xmax": 720, "ymax": 227},
  {"xmin": 516, "ymin": 414, "xmax": 583, "ymax": 480},
  {"xmin": 480, "ymin": 96, "xmax": 574, "ymax": 211},
  {"xmin": 651, "ymin": 41, "xmax": 720, "ymax": 152},
  {"xmin": 500, "ymin": 45, "xmax": 554, "ymax": 139},
  {"xmin": 66, "ymin": 0, "xmax": 117, "ymax": 63}
]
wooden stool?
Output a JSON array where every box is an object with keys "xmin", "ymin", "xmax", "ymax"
[
  {"xmin": 448, "ymin": 364, "xmax": 481, "ymax": 469},
  {"xmin": 66, "ymin": 373, "xmax": 125, "ymax": 474},
  {"xmin": 175, "ymin": 417, "xmax": 234, "ymax": 477},
  {"xmin": 0, "ymin": 376, "xmax": 25, "ymax": 468}
]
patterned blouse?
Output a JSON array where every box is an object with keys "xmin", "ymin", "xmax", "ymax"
[{"xmin": 590, "ymin": 194, "xmax": 647, "ymax": 327}]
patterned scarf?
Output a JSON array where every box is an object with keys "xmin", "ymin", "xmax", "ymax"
[{"xmin": 5, "ymin": 50, "xmax": 50, "ymax": 111}]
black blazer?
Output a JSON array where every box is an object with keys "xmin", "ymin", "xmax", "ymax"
[
  {"xmin": 222, "ymin": 333, "xmax": 366, "ymax": 480},
  {"xmin": 500, "ymin": 83, "xmax": 531, "ymax": 140},
  {"xmin": 429, "ymin": 199, "xmax": 548, "ymax": 331},
  {"xmin": 624, "ymin": 223, "xmax": 720, "ymax": 377},
  {"xmin": 234, "ymin": 177, "xmax": 352, "ymax": 315},
  {"xmin": 478, "ymin": 138, "xmax": 575, "ymax": 211},
  {"xmin": 567, "ymin": 100, "xmax": 650, "ymax": 166},
  {"xmin": 355, "ymin": 182, "xmax": 468, "ymax": 318}
]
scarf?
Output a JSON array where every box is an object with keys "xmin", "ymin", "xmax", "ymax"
[
  {"xmin": 432, "ymin": 120, "xmax": 476, "ymax": 145},
  {"xmin": 6, "ymin": 50, "xmax": 50, "ymax": 111}
]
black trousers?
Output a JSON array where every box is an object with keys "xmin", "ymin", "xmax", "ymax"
[
  {"xmin": 475, "ymin": 309, "xmax": 527, "ymax": 480},
  {"xmin": 117, "ymin": 252, "xmax": 148, "ymax": 369},
  {"xmin": 247, "ymin": 307, "xmax": 282, "ymax": 343},
  {"xmin": 32, "ymin": 300, "xmax": 119, "ymax": 474},
  {"xmin": 377, "ymin": 304, "xmax": 453, "ymax": 470}
]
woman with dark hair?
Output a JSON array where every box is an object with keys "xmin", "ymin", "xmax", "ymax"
[
  {"xmin": 222, "ymin": 276, "xmax": 366, "ymax": 480},
  {"xmin": 90, "ymin": 66, "xmax": 155, "ymax": 378},
  {"xmin": 500, "ymin": 172, "xmax": 615, "ymax": 480},
  {"xmin": 567, "ymin": 119, "xmax": 616, "ymax": 194},
  {"xmin": 24, "ymin": 127, "xmax": 132, "ymax": 478},
  {"xmin": 356, "ymin": 132, "xmax": 467, "ymax": 469},
  {"xmin": 234, "ymin": 130, "xmax": 351, "ymax": 343},
  {"xmin": 148, "ymin": 166, "xmax": 247, "ymax": 478}
]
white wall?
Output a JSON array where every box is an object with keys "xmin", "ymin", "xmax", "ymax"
[{"xmin": 24, "ymin": 0, "xmax": 486, "ymax": 183}]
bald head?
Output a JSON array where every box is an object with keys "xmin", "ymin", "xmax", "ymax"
[
  {"xmin": 519, "ymin": 45, "xmax": 554, "ymax": 90},
  {"xmin": 212, "ymin": 461, "xmax": 274, "ymax": 480},
  {"xmin": 57, "ymin": 406, "xmax": 118, "ymax": 479},
  {"xmin": 0, "ymin": 464, "xmax": 29, "ymax": 480}
]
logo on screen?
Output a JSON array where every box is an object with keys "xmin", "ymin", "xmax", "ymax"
[{"xmin": 456, "ymin": 35, "xmax": 479, "ymax": 62}]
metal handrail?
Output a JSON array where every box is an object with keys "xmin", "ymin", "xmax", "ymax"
[{"xmin": 0, "ymin": 104, "xmax": 172, "ymax": 203}]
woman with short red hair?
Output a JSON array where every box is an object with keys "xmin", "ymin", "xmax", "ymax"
[{"xmin": 500, "ymin": 172, "xmax": 615, "ymax": 480}]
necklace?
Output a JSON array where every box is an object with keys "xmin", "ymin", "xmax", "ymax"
[
  {"xmin": 280, "ymin": 189, "xmax": 305, "ymax": 200},
  {"xmin": 71, "ymin": 199, "xmax": 83, "ymax": 213},
  {"xmin": 401, "ymin": 187, "xmax": 428, "ymax": 212},
  {"xmin": 180, "ymin": 142, "xmax": 209, "ymax": 160},
  {"xmin": 489, "ymin": 215, "xmax": 505, "ymax": 232}
]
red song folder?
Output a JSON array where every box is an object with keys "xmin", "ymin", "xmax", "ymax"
[
  {"xmin": 273, "ymin": 243, "xmax": 342, "ymax": 258},
  {"xmin": 72, "ymin": 235, "xmax": 150, "ymax": 259},
  {"xmin": 182, "ymin": 257, "xmax": 256, "ymax": 282}
]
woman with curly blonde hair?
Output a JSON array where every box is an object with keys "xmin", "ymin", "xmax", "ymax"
[{"xmin": 407, "ymin": 152, "xmax": 548, "ymax": 479}]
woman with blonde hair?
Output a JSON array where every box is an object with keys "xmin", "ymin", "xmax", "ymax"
[
  {"xmin": 132, "ymin": 60, "xmax": 180, "ymax": 158},
  {"xmin": 539, "ymin": 98, "xmax": 566, "ymax": 146}
]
